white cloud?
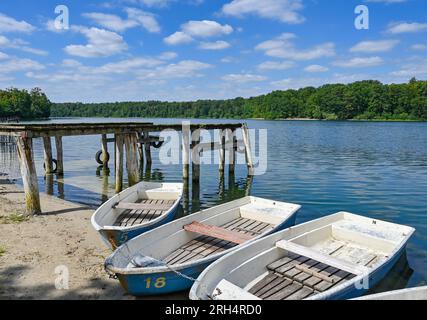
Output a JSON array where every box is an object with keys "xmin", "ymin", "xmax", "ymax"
[
  {"xmin": 83, "ymin": 9, "xmax": 160, "ymax": 33},
  {"xmin": 0, "ymin": 35, "xmax": 48, "ymax": 56},
  {"xmin": 164, "ymin": 31, "xmax": 194, "ymax": 45},
  {"xmin": 198, "ymin": 41, "xmax": 231, "ymax": 50},
  {"xmin": 350, "ymin": 40, "xmax": 399, "ymax": 53},
  {"xmin": 256, "ymin": 33, "xmax": 335, "ymax": 61},
  {"xmin": 137, "ymin": 0, "xmax": 172, "ymax": 7},
  {"xmin": 222, "ymin": 73, "xmax": 267, "ymax": 83},
  {"xmin": 62, "ymin": 59, "xmax": 83, "ymax": 68},
  {"xmin": 94, "ymin": 57, "xmax": 164, "ymax": 74},
  {"xmin": 222, "ymin": 0, "xmax": 305, "ymax": 24},
  {"xmin": 141, "ymin": 60, "xmax": 212, "ymax": 79},
  {"xmin": 181, "ymin": 20, "xmax": 233, "ymax": 38},
  {"xmin": 65, "ymin": 27, "xmax": 128, "ymax": 58},
  {"xmin": 125, "ymin": 8, "xmax": 161, "ymax": 33},
  {"xmin": 257, "ymin": 60, "xmax": 295, "ymax": 71},
  {"xmin": 0, "ymin": 58, "xmax": 44, "ymax": 73},
  {"xmin": 0, "ymin": 51, "xmax": 9, "ymax": 60},
  {"xmin": 390, "ymin": 59, "xmax": 427, "ymax": 78},
  {"xmin": 387, "ymin": 22, "xmax": 427, "ymax": 34},
  {"xmin": 304, "ymin": 64, "xmax": 329, "ymax": 73},
  {"xmin": 333, "ymin": 56, "xmax": 384, "ymax": 68},
  {"xmin": 0, "ymin": 13, "xmax": 35, "ymax": 33},
  {"xmin": 158, "ymin": 51, "xmax": 178, "ymax": 60},
  {"xmin": 411, "ymin": 44, "xmax": 427, "ymax": 51}
]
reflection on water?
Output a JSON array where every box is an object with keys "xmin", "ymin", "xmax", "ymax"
[{"xmin": 1, "ymin": 118, "xmax": 427, "ymax": 291}]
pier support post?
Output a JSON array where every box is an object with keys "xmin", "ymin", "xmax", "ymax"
[
  {"xmin": 242, "ymin": 124, "xmax": 255, "ymax": 176},
  {"xmin": 137, "ymin": 133, "xmax": 144, "ymax": 168},
  {"xmin": 219, "ymin": 129, "xmax": 225, "ymax": 175},
  {"xmin": 143, "ymin": 130, "xmax": 152, "ymax": 166},
  {"xmin": 192, "ymin": 129, "xmax": 201, "ymax": 183},
  {"xmin": 115, "ymin": 134, "xmax": 124, "ymax": 193},
  {"xmin": 42, "ymin": 137, "xmax": 53, "ymax": 174},
  {"xmin": 16, "ymin": 136, "xmax": 41, "ymax": 215},
  {"xmin": 182, "ymin": 122, "xmax": 190, "ymax": 180},
  {"xmin": 124, "ymin": 133, "xmax": 140, "ymax": 187},
  {"xmin": 228, "ymin": 129, "xmax": 236, "ymax": 175},
  {"xmin": 55, "ymin": 136, "xmax": 64, "ymax": 176},
  {"xmin": 101, "ymin": 134, "xmax": 109, "ymax": 169}
]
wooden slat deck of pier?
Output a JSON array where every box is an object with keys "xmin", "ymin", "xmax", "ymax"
[{"xmin": 0, "ymin": 122, "xmax": 254, "ymax": 215}]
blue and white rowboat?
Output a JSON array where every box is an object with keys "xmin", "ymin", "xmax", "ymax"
[
  {"xmin": 190, "ymin": 212, "xmax": 415, "ymax": 300},
  {"xmin": 91, "ymin": 182, "xmax": 183, "ymax": 250},
  {"xmin": 104, "ymin": 196, "xmax": 301, "ymax": 296}
]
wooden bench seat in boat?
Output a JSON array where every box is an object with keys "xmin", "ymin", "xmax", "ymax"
[
  {"xmin": 184, "ymin": 222, "xmax": 253, "ymax": 244},
  {"xmin": 162, "ymin": 217, "xmax": 274, "ymax": 265},
  {"xmin": 114, "ymin": 199, "xmax": 175, "ymax": 227}
]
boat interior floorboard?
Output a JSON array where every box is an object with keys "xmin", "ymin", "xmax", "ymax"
[
  {"xmin": 248, "ymin": 251, "xmax": 357, "ymax": 300},
  {"xmin": 163, "ymin": 217, "xmax": 274, "ymax": 265},
  {"xmin": 114, "ymin": 199, "xmax": 175, "ymax": 227}
]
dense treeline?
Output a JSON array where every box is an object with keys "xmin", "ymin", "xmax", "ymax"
[
  {"xmin": 0, "ymin": 88, "xmax": 51, "ymax": 120},
  {"xmin": 50, "ymin": 79, "xmax": 427, "ymax": 121}
]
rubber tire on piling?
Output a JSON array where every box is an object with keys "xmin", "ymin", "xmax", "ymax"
[
  {"xmin": 43, "ymin": 159, "xmax": 58, "ymax": 173},
  {"xmin": 96, "ymin": 150, "xmax": 110, "ymax": 165}
]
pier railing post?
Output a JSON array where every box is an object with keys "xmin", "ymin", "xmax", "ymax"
[
  {"xmin": 115, "ymin": 134, "xmax": 124, "ymax": 193},
  {"xmin": 192, "ymin": 128, "xmax": 201, "ymax": 183},
  {"xmin": 16, "ymin": 136, "xmax": 41, "ymax": 215},
  {"xmin": 42, "ymin": 137, "xmax": 53, "ymax": 174},
  {"xmin": 55, "ymin": 136, "xmax": 64, "ymax": 175},
  {"xmin": 124, "ymin": 133, "xmax": 140, "ymax": 187}
]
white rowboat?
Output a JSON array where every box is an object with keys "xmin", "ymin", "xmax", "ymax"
[
  {"xmin": 91, "ymin": 181, "xmax": 183, "ymax": 250},
  {"xmin": 190, "ymin": 212, "xmax": 415, "ymax": 300}
]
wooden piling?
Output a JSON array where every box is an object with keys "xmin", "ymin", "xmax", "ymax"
[
  {"xmin": 42, "ymin": 137, "xmax": 53, "ymax": 174},
  {"xmin": 143, "ymin": 130, "xmax": 152, "ymax": 165},
  {"xmin": 182, "ymin": 123, "xmax": 190, "ymax": 180},
  {"xmin": 192, "ymin": 129, "xmax": 201, "ymax": 183},
  {"xmin": 16, "ymin": 136, "xmax": 41, "ymax": 215},
  {"xmin": 101, "ymin": 134, "xmax": 109, "ymax": 169},
  {"xmin": 242, "ymin": 124, "xmax": 255, "ymax": 176},
  {"xmin": 219, "ymin": 129, "xmax": 225, "ymax": 175},
  {"xmin": 124, "ymin": 133, "xmax": 140, "ymax": 187},
  {"xmin": 55, "ymin": 136, "xmax": 64, "ymax": 175},
  {"xmin": 115, "ymin": 134, "xmax": 124, "ymax": 193},
  {"xmin": 228, "ymin": 129, "xmax": 236, "ymax": 174}
]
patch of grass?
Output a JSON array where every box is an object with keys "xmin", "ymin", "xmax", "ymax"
[
  {"xmin": 0, "ymin": 246, "xmax": 5, "ymax": 257},
  {"xmin": 0, "ymin": 213, "xmax": 28, "ymax": 224}
]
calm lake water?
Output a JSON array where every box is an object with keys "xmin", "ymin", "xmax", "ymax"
[{"xmin": 1, "ymin": 117, "xmax": 427, "ymax": 293}]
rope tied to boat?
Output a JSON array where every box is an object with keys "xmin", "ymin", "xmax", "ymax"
[{"xmin": 107, "ymin": 242, "xmax": 214, "ymax": 298}]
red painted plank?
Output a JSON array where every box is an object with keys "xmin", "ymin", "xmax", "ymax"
[{"xmin": 183, "ymin": 221, "xmax": 253, "ymax": 244}]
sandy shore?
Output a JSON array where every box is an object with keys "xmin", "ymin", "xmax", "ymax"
[{"xmin": 0, "ymin": 177, "xmax": 186, "ymax": 300}]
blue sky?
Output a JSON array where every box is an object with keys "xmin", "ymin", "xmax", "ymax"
[{"xmin": 0, "ymin": 0, "xmax": 426, "ymax": 102}]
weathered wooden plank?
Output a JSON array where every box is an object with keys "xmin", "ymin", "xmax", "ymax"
[
  {"xmin": 284, "ymin": 286, "xmax": 314, "ymax": 300},
  {"xmin": 115, "ymin": 134, "xmax": 124, "ymax": 193},
  {"xmin": 263, "ymin": 279, "xmax": 294, "ymax": 300},
  {"xmin": 114, "ymin": 202, "xmax": 172, "ymax": 211},
  {"xmin": 55, "ymin": 136, "xmax": 64, "ymax": 175},
  {"xmin": 249, "ymin": 273, "xmax": 279, "ymax": 294},
  {"xmin": 42, "ymin": 137, "xmax": 53, "ymax": 174},
  {"xmin": 101, "ymin": 134, "xmax": 109, "ymax": 168},
  {"xmin": 16, "ymin": 136, "xmax": 41, "ymax": 215},
  {"xmin": 184, "ymin": 221, "xmax": 253, "ymax": 244},
  {"xmin": 124, "ymin": 133, "xmax": 140, "ymax": 186}
]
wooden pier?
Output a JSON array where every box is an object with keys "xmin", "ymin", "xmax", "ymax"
[{"xmin": 0, "ymin": 122, "xmax": 254, "ymax": 215}]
